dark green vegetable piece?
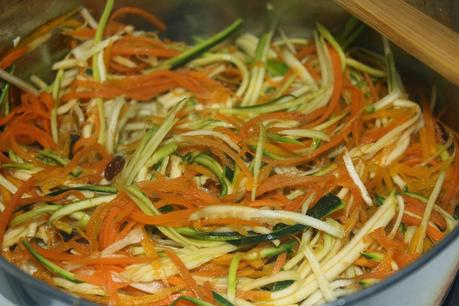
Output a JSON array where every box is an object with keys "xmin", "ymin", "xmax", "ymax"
[
  {"xmin": 47, "ymin": 184, "xmax": 117, "ymax": 196},
  {"xmin": 162, "ymin": 19, "xmax": 243, "ymax": 69},
  {"xmin": 262, "ymin": 280, "xmax": 294, "ymax": 292},
  {"xmin": 260, "ymin": 240, "xmax": 296, "ymax": 258},
  {"xmin": 375, "ymin": 195, "xmax": 385, "ymax": 207},
  {"xmin": 213, "ymin": 291, "xmax": 234, "ymax": 306},
  {"xmin": 338, "ymin": 16, "xmax": 366, "ymax": 50},
  {"xmin": 227, "ymin": 193, "xmax": 343, "ymax": 246},
  {"xmin": 22, "ymin": 240, "xmax": 81, "ymax": 283}
]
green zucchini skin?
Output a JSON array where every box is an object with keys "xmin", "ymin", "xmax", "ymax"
[
  {"xmin": 163, "ymin": 19, "xmax": 243, "ymax": 69},
  {"xmin": 228, "ymin": 193, "xmax": 343, "ymax": 245},
  {"xmin": 184, "ymin": 153, "xmax": 231, "ymax": 196},
  {"xmin": 22, "ymin": 240, "xmax": 81, "ymax": 283},
  {"xmin": 47, "ymin": 185, "xmax": 118, "ymax": 196},
  {"xmin": 212, "ymin": 291, "xmax": 234, "ymax": 306},
  {"xmin": 178, "ymin": 193, "xmax": 344, "ymax": 246},
  {"xmin": 262, "ymin": 280, "xmax": 294, "ymax": 292}
]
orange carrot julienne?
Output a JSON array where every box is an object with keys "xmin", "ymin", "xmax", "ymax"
[
  {"xmin": 354, "ymin": 257, "xmax": 379, "ymax": 268},
  {"xmin": 272, "ymin": 252, "xmax": 287, "ymax": 274},
  {"xmin": 130, "ymin": 209, "xmax": 195, "ymax": 226},
  {"xmin": 34, "ymin": 244, "xmax": 154, "ymax": 265},
  {"xmin": 305, "ymin": 58, "xmax": 321, "ymax": 81},
  {"xmin": 363, "ymin": 72, "xmax": 379, "ymax": 102},
  {"xmin": 164, "ymin": 249, "xmax": 205, "ymax": 300},
  {"xmin": 295, "ymin": 43, "xmax": 317, "ymax": 59},
  {"xmin": 256, "ymin": 174, "xmax": 335, "ymax": 197},
  {"xmin": 403, "ymin": 195, "xmax": 446, "ymax": 229},
  {"xmin": 0, "ymin": 178, "xmax": 34, "ymax": 244},
  {"xmin": 0, "ymin": 46, "xmax": 28, "ymax": 69},
  {"xmin": 304, "ymin": 47, "xmax": 343, "ymax": 127},
  {"xmin": 110, "ymin": 6, "xmax": 167, "ymax": 32},
  {"xmin": 369, "ymin": 228, "xmax": 405, "ymax": 250},
  {"xmin": 401, "ymin": 214, "xmax": 445, "ymax": 242}
]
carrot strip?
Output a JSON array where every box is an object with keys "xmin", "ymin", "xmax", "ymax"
[
  {"xmin": 272, "ymin": 252, "xmax": 287, "ymax": 274},
  {"xmin": 130, "ymin": 209, "xmax": 195, "ymax": 226},
  {"xmin": 304, "ymin": 47, "xmax": 343, "ymax": 127},
  {"xmin": 0, "ymin": 46, "xmax": 28, "ymax": 69},
  {"xmin": 401, "ymin": 214, "xmax": 445, "ymax": 242},
  {"xmin": 305, "ymin": 58, "xmax": 321, "ymax": 81},
  {"xmin": 34, "ymin": 245, "xmax": 153, "ymax": 265},
  {"xmin": 110, "ymin": 6, "xmax": 167, "ymax": 32},
  {"xmin": 354, "ymin": 257, "xmax": 379, "ymax": 268},
  {"xmin": 295, "ymin": 43, "xmax": 316, "ymax": 59},
  {"xmin": 256, "ymin": 174, "xmax": 334, "ymax": 197},
  {"xmin": 369, "ymin": 228, "xmax": 405, "ymax": 250},
  {"xmin": 363, "ymin": 73, "xmax": 379, "ymax": 102},
  {"xmin": 403, "ymin": 196, "xmax": 446, "ymax": 229},
  {"xmin": 0, "ymin": 178, "xmax": 35, "ymax": 244},
  {"xmin": 164, "ymin": 249, "xmax": 205, "ymax": 300}
]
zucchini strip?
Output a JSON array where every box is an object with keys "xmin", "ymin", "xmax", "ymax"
[
  {"xmin": 213, "ymin": 291, "xmax": 235, "ymax": 306},
  {"xmin": 11, "ymin": 205, "xmax": 59, "ymax": 227},
  {"xmin": 227, "ymin": 254, "xmax": 241, "ymax": 303},
  {"xmin": 120, "ymin": 100, "xmax": 185, "ymax": 184},
  {"xmin": 49, "ymin": 195, "xmax": 116, "ymax": 224},
  {"xmin": 189, "ymin": 205, "xmax": 343, "ymax": 237},
  {"xmin": 47, "ymin": 184, "xmax": 118, "ymax": 196},
  {"xmin": 185, "ymin": 153, "xmax": 232, "ymax": 196},
  {"xmin": 37, "ymin": 150, "xmax": 81, "ymax": 177},
  {"xmin": 181, "ymin": 193, "xmax": 343, "ymax": 245},
  {"xmin": 162, "ymin": 19, "xmax": 243, "ymax": 69},
  {"xmin": 22, "ymin": 240, "xmax": 81, "ymax": 283},
  {"xmin": 251, "ymin": 124, "xmax": 265, "ymax": 200}
]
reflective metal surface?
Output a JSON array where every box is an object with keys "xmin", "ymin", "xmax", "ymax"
[{"xmin": 0, "ymin": 1, "xmax": 457, "ymax": 305}]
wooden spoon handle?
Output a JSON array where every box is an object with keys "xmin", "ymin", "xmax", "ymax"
[{"xmin": 336, "ymin": 0, "xmax": 459, "ymax": 87}]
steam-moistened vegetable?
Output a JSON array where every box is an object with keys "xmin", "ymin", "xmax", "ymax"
[{"xmin": 0, "ymin": 1, "xmax": 457, "ymax": 305}]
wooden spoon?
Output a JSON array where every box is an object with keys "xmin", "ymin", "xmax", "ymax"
[{"xmin": 335, "ymin": 0, "xmax": 459, "ymax": 87}]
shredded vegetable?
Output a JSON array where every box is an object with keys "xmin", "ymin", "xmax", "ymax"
[{"xmin": 0, "ymin": 2, "xmax": 457, "ymax": 306}]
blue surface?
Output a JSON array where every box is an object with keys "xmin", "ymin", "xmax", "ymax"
[{"xmin": 0, "ymin": 269, "xmax": 18, "ymax": 306}]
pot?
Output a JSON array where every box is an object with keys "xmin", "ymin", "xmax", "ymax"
[{"xmin": 0, "ymin": 1, "xmax": 458, "ymax": 305}]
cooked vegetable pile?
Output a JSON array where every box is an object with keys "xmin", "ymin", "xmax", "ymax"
[{"xmin": 0, "ymin": 1, "xmax": 457, "ymax": 305}]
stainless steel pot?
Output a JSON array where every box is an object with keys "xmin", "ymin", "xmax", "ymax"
[{"xmin": 0, "ymin": 1, "xmax": 458, "ymax": 305}]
